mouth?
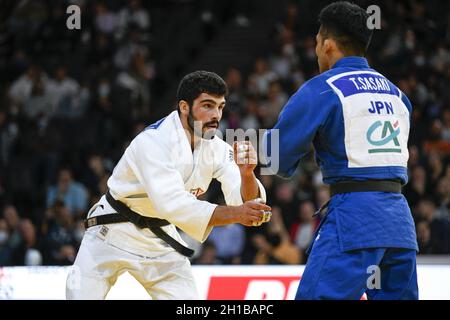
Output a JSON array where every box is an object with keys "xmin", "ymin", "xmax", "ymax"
[{"xmin": 205, "ymin": 124, "xmax": 218, "ymax": 129}]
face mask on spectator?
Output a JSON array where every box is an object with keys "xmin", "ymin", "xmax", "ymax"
[
  {"xmin": 0, "ymin": 231, "xmax": 8, "ymax": 245},
  {"xmin": 25, "ymin": 249, "xmax": 43, "ymax": 266}
]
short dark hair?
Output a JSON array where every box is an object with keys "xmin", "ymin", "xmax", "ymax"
[
  {"xmin": 176, "ymin": 71, "xmax": 228, "ymax": 108},
  {"xmin": 318, "ymin": 1, "xmax": 372, "ymax": 55}
]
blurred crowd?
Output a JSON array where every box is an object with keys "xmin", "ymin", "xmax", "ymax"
[{"xmin": 0, "ymin": 0, "xmax": 449, "ymax": 267}]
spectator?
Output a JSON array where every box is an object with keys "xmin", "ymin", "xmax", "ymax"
[
  {"xmin": 81, "ymin": 153, "xmax": 111, "ymax": 198},
  {"xmin": 47, "ymin": 168, "xmax": 88, "ymax": 219},
  {"xmin": 416, "ymin": 221, "xmax": 432, "ymax": 254},
  {"xmin": 48, "ymin": 66, "xmax": 88, "ymax": 119},
  {"xmin": 3, "ymin": 205, "xmax": 21, "ymax": 251},
  {"xmin": 435, "ymin": 177, "xmax": 450, "ymax": 220},
  {"xmin": 0, "ymin": 110, "xmax": 19, "ymax": 167},
  {"xmin": 247, "ymin": 58, "xmax": 278, "ymax": 97},
  {"xmin": 0, "ymin": 218, "xmax": 12, "ymax": 265},
  {"xmin": 193, "ymin": 241, "xmax": 220, "ymax": 265},
  {"xmin": 114, "ymin": 28, "xmax": 147, "ymax": 71},
  {"xmin": 9, "ymin": 66, "xmax": 48, "ymax": 109},
  {"xmin": 270, "ymin": 28, "xmax": 298, "ymax": 80},
  {"xmin": 252, "ymin": 207, "xmax": 302, "ymax": 265},
  {"xmin": 240, "ymin": 98, "xmax": 260, "ymax": 131},
  {"xmin": 42, "ymin": 201, "xmax": 78, "ymax": 265},
  {"xmin": 209, "ymin": 224, "xmax": 245, "ymax": 264},
  {"xmin": 404, "ymin": 166, "xmax": 428, "ymax": 208},
  {"xmin": 94, "ymin": 2, "xmax": 118, "ymax": 35},
  {"xmin": 408, "ymin": 145, "xmax": 421, "ymax": 168},
  {"xmin": 11, "ymin": 219, "xmax": 42, "ymax": 266},
  {"xmin": 273, "ymin": 181, "xmax": 299, "ymax": 228},
  {"xmin": 416, "ymin": 198, "xmax": 450, "ymax": 253},
  {"xmin": 427, "ymin": 151, "xmax": 445, "ymax": 186},
  {"xmin": 117, "ymin": 0, "xmax": 150, "ymax": 40},
  {"xmin": 290, "ymin": 201, "xmax": 320, "ymax": 262},
  {"xmin": 259, "ymin": 81, "xmax": 288, "ymax": 127},
  {"xmin": 224, "ymin": 67, "xmax": 245, "ymax": 113},
  {"xmin": 116, "ymin": 49, "xmax": 154, "ymax": 115},
  {"xmin": 22, "ymin": 78, "xmax": 54, "ymax": 121},
  {"xmin": 424, "ymin": 119, "xmax": 450, "ymax": 155}
]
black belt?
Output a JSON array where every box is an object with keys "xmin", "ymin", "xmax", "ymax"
[
  {"xmin": 84, "ymin": 191, "xmax": 194, "ymax": 257},
  {"xmin": 330, "ymin": 180, "xmax": 402, "ymax": 197},
  {"xmin": 313, "ymin": 180, "xmax": 402, "ymax": 217}
]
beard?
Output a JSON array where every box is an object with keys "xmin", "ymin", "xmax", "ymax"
[{"xmin": 187, "ymin": 110, "xmax": 219, "ymax": 140}]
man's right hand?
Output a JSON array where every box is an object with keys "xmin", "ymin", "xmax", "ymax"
[
  {"xmin": 208, "ymin": 200, "xmax": 272, "ymax": 227},
  {"xmin": 236, "ymin": 199, "xmax": 272, "ymax": 227}
]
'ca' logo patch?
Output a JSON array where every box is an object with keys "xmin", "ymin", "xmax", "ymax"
[{"xmin": 366, "ymin": 120, "xmax": 401, "ymax": 154}]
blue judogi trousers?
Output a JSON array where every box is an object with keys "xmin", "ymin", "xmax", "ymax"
[{"xmin": 295, "ymin": 204, "xmax": 418, "ymax": 300}]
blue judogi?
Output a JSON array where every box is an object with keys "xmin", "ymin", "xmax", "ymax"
[{"xmin": 263, "ymin": 57, "xmax": 419, "ymax": 299}]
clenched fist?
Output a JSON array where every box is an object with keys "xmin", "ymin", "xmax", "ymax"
[
  {"xmin": 236, "ymin": 198, "xmax": 272, "ymax": 227},
  {"xmin": 233, "ymin": 141, "xmax": 258, "ymax": 174}
]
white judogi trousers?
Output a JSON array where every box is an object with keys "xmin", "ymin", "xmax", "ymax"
[{"xmin": 66, "ymin": 224, "xmax": 198, "ymax": 300}]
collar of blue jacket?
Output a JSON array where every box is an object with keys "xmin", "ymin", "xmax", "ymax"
[{"xmin": 332, "ymin": 56, "xmax": 369, "ymax": 69}]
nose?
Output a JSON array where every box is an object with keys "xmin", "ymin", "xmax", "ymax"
[{"xmin": 211, "ymin": 107, "xmax": 221, "ymax": 120}]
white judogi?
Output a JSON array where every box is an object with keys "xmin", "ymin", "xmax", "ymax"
[{"xmin": 66, "ymin": 111, "xmax": 266, "ymax": 299}]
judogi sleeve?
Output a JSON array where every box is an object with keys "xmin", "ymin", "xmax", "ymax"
[
  {"xmin": 263, "ymin": 82, "xmax": 326, "ymax": 178},
  {"xmin": 126, "ymin": 131, "xmax": 217, "ymax": 242},
  {"xmin": 213, "ymin": 143, "xmax": 267, "ymax": 206}
]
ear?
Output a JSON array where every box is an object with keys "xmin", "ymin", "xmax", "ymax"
[
  {"xmin": 179, "ymin": 100, "xmax": 189, "ymax": 115},
  {"xmin": 323, "ymin": 38, "xmax": 333, "ymax": 53}
]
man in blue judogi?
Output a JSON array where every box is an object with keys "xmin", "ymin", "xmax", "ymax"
[{"xmin": 263, "ymin": 1, "xmax": 418, "ymax": 299}]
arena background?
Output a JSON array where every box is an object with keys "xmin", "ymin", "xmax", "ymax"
[{"xmin": 0, "ymin": 0, "xmax": 449, "ymax": 299}]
